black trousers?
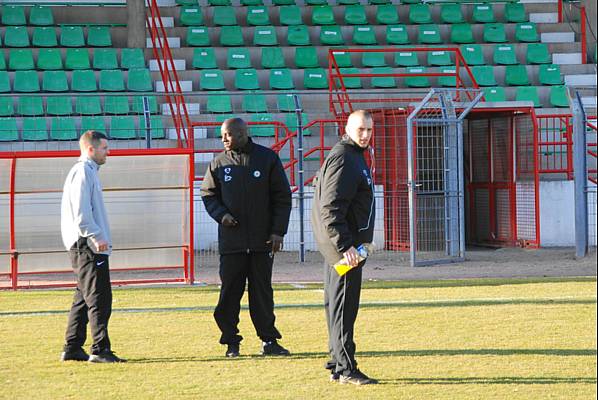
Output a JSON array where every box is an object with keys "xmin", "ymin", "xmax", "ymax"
[
  {"xmin": 64, "ymin": 237, "xmax": 112, "ymax": 355},
  {"xmin": 324, "ymin": 260, "xmax": 364, "ymax": 375},
  {"xmin": 214, "ymin": 252, "xmax": 282, "ymax": 345}
]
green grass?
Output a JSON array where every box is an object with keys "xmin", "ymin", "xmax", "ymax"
[{"xmin": 1, "ymin": 278, "xmax": 596, "ymax": 399}]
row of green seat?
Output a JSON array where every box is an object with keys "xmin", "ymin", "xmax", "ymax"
[
  {"xmin": 471, "ymin": 64, "xmax": 562, "ymax": 86},
  {"xmin": 185, "ymin": 22, "xmax": 539, "ymax": 47},
  {"xmin": 175, "ymin": 0, "xmax": 500, "ymax": 7},
  {"xmin": 0, "ymin": 68, "xmax": 153, "ymax": 93},
  {"xmin": 0, "ymin": 95, "xmax": 158, "ymax": 117},
  {"xmin": 179, "ymin": 3, "xmax": 527, "ymax": 27},
  {"xmin": 0, "ymin": 25, "xmax": 112, "ymax": 47},
  {"xmin": 1, "ymin": 5, "xmax": 54, "ymax": 26},
  {"xmin": 0, "ymin": 116, "xmax": 165, "ymax": 141},
  {"xmin": 1, "ymin": 48, "xmax": 145, "ymax": 71},
  {"xmin": 209, "ymin": 110, "xmax": 310, "ymax": 136}
]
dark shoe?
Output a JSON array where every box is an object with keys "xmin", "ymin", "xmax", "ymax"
[
  {"xmin": 261, "ymin": 340, "xmax": 290, "ymax": 356},
  {"xmin": 60, "ymin": 348, "xmax": 89, "ymax": 362},
  {"xmin": 330, "ymin": 371, "xmax": 340, "ymax": 382},
  {"xmin": 88, "ymin": 350, "xmax": 127, "ymax": 363},
  {"xmin": 339, "ymin": 369, "xmax": 378, "ymax": 385},
  {"xmin": 226, "ymin": 343, "xmax": 240, "ymax": 358}
]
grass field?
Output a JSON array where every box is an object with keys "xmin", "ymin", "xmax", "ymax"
[{"xmin": 1, "ymin": 277, "xmax": 596, "ymax": 400}]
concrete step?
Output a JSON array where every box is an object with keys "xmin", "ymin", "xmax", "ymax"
[
  {"xmin": 582, "ymin": 97, "xmax": 597, "ymax": 108},
  {"xmin": 162, "ymin": 103, "xmax": 200, "ymax": 115},
  {"xmin": 149, "ymin": 59, "xmax": 186, "ymax": 71},
  {"xmin": 542, "ymin": 32, "xmax": 575, "ymax": 43},
  {"xmin": 553, "ymin": 53, "xmax": 582, "ymax": 65},
  {"xmin": 146, "ymin": 17, "xmax": 174, "ymax": 28},
  {"xmin": 146, "ymin": 37, "xmax": 180, "ymax": 49},
  {"xmin": 145, "ymin": 0, "xmax": 175, "ymax": 6},
  {"xmin": 155, "ymin": 80, "xmax": 193, "ymax": 92},
  {"xmin": 530, "ymin": 12, "xmax": 559, "ymax": 23},
  {"xmin": 565, "ymin": 74, "xmax": 597, "ymax": 87}
]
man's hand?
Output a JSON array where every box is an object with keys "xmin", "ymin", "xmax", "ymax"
[
  {"xmin": 343, "ymin": 246, "xmax": 360, "ymax": 267},
  {"xmin": 267, "ymin": 234, "xmax": 284, "ymax": 254},
  {"xmin": 221, "ymin": 213, "xmax": 238, "ymax": 227},
  {"xmin": 91, "ymin": 238, "xmax": 109, "ymax": 252}
]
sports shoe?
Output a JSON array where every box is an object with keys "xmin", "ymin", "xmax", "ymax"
[
  {"xmin": 88, "ymin": 350, "xmax": 127, "ymax": 363},
  {"xmin": 330, "ymin": 371, "xmax": 340, "ymax": 382},
  {"xmin": 60, "ymin": 348, "xmax": 89, "ymax": 362},
  {"xmin": 226, "ymin": 343, "xmax": 240, "ymax": 358},
  {"xmin": 261, "ymin": 340, "xmax": 290, "ymax": 356},
  {"xmin": 339, "ymin": 369, "xmax": 378, "ymax": 385}
]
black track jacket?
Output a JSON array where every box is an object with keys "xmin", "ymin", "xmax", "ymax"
[
  {"xmin": 311, "ymin": 135, "xmax": 375, "ymax": 266},
  {"xmin": 201, "ymin": 138, "xmax": 292, "ymax": 255}
]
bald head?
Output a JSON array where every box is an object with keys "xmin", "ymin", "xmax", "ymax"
[
  {"xmin": 221, "ymin": 118, "xmax": 249, "ymax": 151},
  {"xmin": 345, "ymin": 110, "xmax": 373, "ymax": 148}
]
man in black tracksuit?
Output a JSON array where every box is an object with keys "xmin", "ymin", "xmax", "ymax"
[
  {"xmin": 311, "ymin": 110, "xmax": 377, "ymax": 385},
  {"xmin": 201, "ymin": 118, "xmax": 292, "ymax": 357}
]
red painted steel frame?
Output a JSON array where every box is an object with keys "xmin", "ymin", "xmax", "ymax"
[
  {"xmin": 580, "ymin": 6, "xmax": 587, "ymax": 64},
  {"xmin": 536, "ymin": 114, "xmax": 574, "ymax": 178}
]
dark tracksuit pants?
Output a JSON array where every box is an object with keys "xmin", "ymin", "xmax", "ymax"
[
  {"xmin": 324, "ymin": 260, "xmax": 364, "ymax": 375},
  {"xmin": 64, "ymin": 237, "xmax": 112, "ymax": 355},
  {"xmin": 214, "ymin": 252, "xmax": 282, "ymax": 345}
]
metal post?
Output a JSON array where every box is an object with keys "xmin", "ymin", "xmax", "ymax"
[
  {"xmin": 572, "ymin": 93, "xmax": 589, "ymax": 257},
  {"xmin": 143, "ymin": 96, "xmax": 152, "ymax": 149},
  {"xmin": 293, "ymin": 95, "xmax": 305, "ymax": 262}
]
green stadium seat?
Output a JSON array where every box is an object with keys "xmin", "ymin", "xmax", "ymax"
[
  {"xmin": 47, "ymin": 96, "xmax": 72, "ymax": 116},
  {"xmin": 0, "ymin": 98, "xmax": 14, "ymax": 117},
  {"xmin": 51, "ymin": 117, "xmax": 77, "ymax": 140},
  {"xmin": 247, "ymin": 6, "xmax": 270, "ymax": 26},
  {"xmin": 270, "ymin": 68, "xmax": 294, "ymax": 89},
  {"xmin": 14, "ymin": 71, "xmax": 40, "ymax": 92},
  {"xmin": 60, "ymin": 26, "xmax": 85, "ymax": 47},
  {"xmin": 418, "ymin": 25, "xmax": 441, "ymax": 44},
  {"xmin": 483, "ymin": 87, "xmax": 506, "ymax": 102},
  {"xmin": 22, "ymin": 117, "xmax": 48, "ymax": 141},
  {"xmin": 131, "ymin": 95, "xmax": 158, "ymax": 114},
  {"xmin": 280, "ymin": 5, "xmax": 302, "ymax": 25},
  {"xmin": 76, "ymin": 96, "xmax": 102, "ymax": 115},
  {"xmin": 242, "ymin": 91, "xmax": 268, "ymax": 112},
  {"xmin": 438, "ymin": 66, "xmax": 457, "ymax": 87},
  {"xmin": 428, "ymin": 50, "xmax": 452, "ymax": 66},
  {"xmin": 274, "ymin": 0, "xmax": 296, "ymax": 5},
  {"xmin": 0, "ymin": 118, "xmax": 18, "ymax": 141},
  {"xmin": 295, "ymin": 47, "xmax": 320, "ymax": 68},
  {"xmin": 362, "ymin": 47, "xmax": 387, "ymax": 67},
  {"xmin": 285, "ymin": 112, "xmax": 310, "ymax": 135},
  {"xmin": 235, "ymin": 68, "xmax": 260, "ymax": 90},
  {"xmin": 93, "ymin": 48, "xmax": 119, "ymax": 70},
  {"xmin": 140, "ymin": 116, "xmax": 165, "ymax": 139},
  {"xmin": 209, "ymin": 0, "xmax": 232, "ymax": 5},
  {"xmin": 277, "ymin": 93, "xmax": 299, "ymax": 112},
  {"xmin": 43, "ymin": 70, "xmax": 69, "ymax": 92},
  {"xmin": 526, "ymin": 43, "xmax": 550, "ymax": 64},
  {"xmin": 186, "ymin": 26, "xmax": 210, "ymax": 46},
  {"xmin": 345, "ymin": 5, "xmax": 367, "ymax": 25},
  {"xmin": 213, "ymin": 6, "xmax": 237, "ymax": 26},
  {"xmin": 339, "ymin": 0, "xmax": 359, "ymax": 5},
  {"xmin": 409, "ymin": 4, "xmax": 432, "ymax": 24},
  {"xmin": 121, "ymin": 48, "xmax": 145, "ymax": 69},
  {"xmin": 206, "ymin": 92, "xmax": 232, "ymax": 112},
  {"xmin": 253, "ymin": 26, "xmax": 278, "ymax": 46},
  {"xmin": 30, "ymin": 5, "xmax": 54, "ymax": 26},
  {"xmin": 220, "ymin": 26, "xmax": 244, "ymax": 46},
  {"xmin": 473, "ymin": 4, "xmax": 495, "ymax": 23},
  {"xmin": 353, "ymin": 26, "xmax": 377, "ymax": 45},
  {"xmin": 176, "ymin": 0, "xmax": 199, "ymax": 5},
  {"xmin": 110, "ymin": 116, "xmax": 137, "ymax": 139},
  {"xmin": 515, "ymin": 23, "xmax": 539, "ymax": 42},
  {"xmin": 386, "ymin": 25, "xmax": 409, "ymax": 45},
  {"xmin": 493, "ymin": 44, "xmax": 518, "ymax": 65},
  {"xmin": 394, "ymin": 49, "xmax": 419, "ymax": 67},
  {"xmin": 515, "ymin": 86, "xmax": 540, "ymax": 107},
  {"xmin": 0, "ymin": 69, "xmax": 8, "ymax": 85},
  {"xmin": 312, "ymin": 6, "xmax": 335, "ymax": 25},
  {"xmin": 18, "ymin": 97, "xmax": 44, "ymax": 116},
  {"xmin": 483, "ymin": 23, "xmax": 507, "ymax": 43},
  {"xmin": 104, "ymin": 96, "xmax": 130, "ymax": 115},
  {"xmin": 65, "ymin": 49, "xmax": 91, "ymax": 70},
  {"xmin": 451, "ymin": 23, "xmax": 474, "ymax": 44},
  {"xmin": 100, "ymin": 69, "xmax": 125, "ymax": 91},
  {"xmin": 261, "ymin": 47, "xmax": 286, "ymax": 68},
  {"xmin": 9, "ymin": 49, "xmax": 34, "ymax": 70},
  {"xmin": 5, "ymin": 26, "xmax": 30, "ymax": 47},
  {"xmin": 460, "ymin": 44, "xmax": 485, "ymax": 65},
  {"xmin": 227, "ymin": 48, "xmax": 252, "ymax": 69},
  {"xmin": 128, "ymin": 68, "xmax": 152, "ymax": 91},
  {"xmin": 376, "ymin": 5, "xmax": 399, "ymax": 25},
  {"xmin": 88, "ymin": 26, "xmax": 112, "ymax": 47},
  {"xmin": 331, "ymin": 49, "xmax": 353, "ymax": 67},
  {"xmin": 320, "ymin": 26, "xmax": 345, "ymax": 45},
  {"xmin": 505, "ymin": 2, "xmax": 527, "ymax": 23},
  {"xmin": 405, "ymin": 66, "xmax": 430, "ymax": 88},
  {"xmin": 335, "ymin": 67, "xmax": 362, "ymax": 89},
  {"xmin": 0, "ymin": 55, "xmax": 5, "ymax": 70},
  {"xmin": 471, "ymin": 65, "xmax": 497, "ymax": 86},
  {"xmin": 193, "ymin": 48, "xmax": 217, "ymax": 69},
  {"xmin": 200, "ymin": 69, "xmax": 225, "ymax": 90},
  {"xmin": 440, "ymin": 3, "xmax": 464, "ymax": 24},
  {"xmin": 287, "ymin": 25, "xmax": 311, "ymax": 45},
  {"xmin": 505, "ymin": 65, "xmax": 529, "ymax": 86},
  {"xmin": 306, "ymin": 0, "xmax": 328, "ymax": 5},
  {"xmin": 72, "ymin": 69, "xmax": 97, "ymax": 92},
  {"xmin": 539, "ymin": 64, "xmax": 562, "ymax": 85},
  {"xmin": 250, "ymin": 113, "xmax": 275, "ymax": 137},
  {"xmin": 241, "ymin": 0, "xmax": 264, "ymax": 6},
  {"xmin": 2, "ymin": 5, "xmax": 26, "ymax": 25},
  {"xmin": 80, "ymin": 116, "xmax": 106, "ymax": 133},
  {"xmin": 32, "ymin": 27, "xmax": 58, "ymax": 47},
  {"xmin": 370, "ymin": 0, "xmax": 391, "ymax": 4},
  {"xmin": 303, "ymin": 68, "xmax": 328, "ymax": 89},
  {"xmin": 180, "ymin": 6, "xmax": 204, "ymax": 26},
  {"xmin": 550, "ymin": 85, "xmax": 569, "ymax": 107},
  {"xmin": 371, "ymin": 67, "xmax": 395, "ymax": 88}
]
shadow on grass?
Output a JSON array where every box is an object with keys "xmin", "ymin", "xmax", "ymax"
[{"xmin": 379, "ymin": 376, "xmax": 597, "ymax": 385}]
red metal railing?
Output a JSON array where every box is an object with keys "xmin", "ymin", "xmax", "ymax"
[
  {"xmin": 580, "ymin": 6, "xmax": 587, "ymax": 64},
  {"xmin": 536, "ymin": 113, "xmax": 574, "ymax": 178},
  {"xmin": 587, "ymin": 116, "xmax": 597, "ymax": 184}
]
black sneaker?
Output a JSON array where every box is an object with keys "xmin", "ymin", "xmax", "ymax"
[
  {"xmin": 330, "ymin": 371, "xmax": 340, "ymax": 383},
  {"xmin": 88, "ymin": 350, "xmax": 127, "ymax": 363},
  {"xmin": 60, "ymin": 348, "xmax": 89, "ymax": 362},
  {"xmin": 339, "ymin": 369, "xmax": 378, "ymax": 385},
  {"xmin": 261, "ymin": 340, "xmax": 290, "ymax": 356},
  {"xmin": 226, "ymin": 343, "xmax": 240, "ymax": 358}
]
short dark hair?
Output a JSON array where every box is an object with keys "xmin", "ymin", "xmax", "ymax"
[{"xmin": 79, "ymin": 130, "xmax": 108, "ymax": 149}]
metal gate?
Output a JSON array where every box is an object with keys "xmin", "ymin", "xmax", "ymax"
[{"xmin": 406, "ymin": 89, "xmax": 483, "ymax": 266}]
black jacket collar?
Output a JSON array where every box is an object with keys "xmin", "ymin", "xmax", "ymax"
[
  {"xmin": 341, "ymin": 134, "xmax": 367, "ymax": 153},
  {"xmin": 230, "ymin": 137, "xmax": 254, "ymax": 154}
]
